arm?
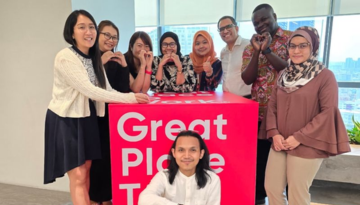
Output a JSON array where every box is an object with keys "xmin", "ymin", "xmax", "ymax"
[
  {"xmin": 58, "ymin": 58, "xmax": 137, "ymax": 103},
  {"xmin": 291, "ymin": 70, "xmax": 349, "ymax": 154},
  {"xmin": 151, "ymin": 57, "xmax": 166, "ymax": 92},
  {"xmin": 138, "ymin": 172, "xmax": 178, "ymax": 205},
  {"xmin": 265, "ymin": 82, "xmax": 286, "ymax": 151},
  {"xmin": 204, "ymin": 60, "xmax": 223, "ymax": 90},
  {"xmin": 205, "ymin": 174, "xmax": 221, "ymax": 205},
  {"xmin": 241, "ymin": 35, "xmax": 260, "ymax": 85},
  {"xmin": 129, "ymin": 50, "xmax": 148, "ymax": 93},
  {"xmin": 260, "ymin": 32, "xmax": 287, "ymax": 72},
  {"xmin": 141, "ymin": 51, "xmax": 154, "ymax": 93},
  {"xmin": 171, "ymin": 56, "xmax": 196, "ymax": 92}
]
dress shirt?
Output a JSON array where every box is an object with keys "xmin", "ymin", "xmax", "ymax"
[
  {"xmin": 220, "ymin": 35, "xmax": 252, "ymax": 96},
  {"xmin": 138, "ymin": 169, "xmax": 221, "ymax": 205}
]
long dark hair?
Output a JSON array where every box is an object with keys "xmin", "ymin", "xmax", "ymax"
[
  {"xmin": 63, "ymin": 10, "xmax": 106, "ymax": 89},
  {"xmin": 167, "ymin": 130, "xmax": 212, "ymax": 189},
  {"xmin": 124, "ymin": 31, "xmax": 153, "ymax": 77},
  {"xmin": 98, "ymin": 20, "xmax": 120, "ymax": 52}
]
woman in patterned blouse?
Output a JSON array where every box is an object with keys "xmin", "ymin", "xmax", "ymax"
[{"xmin": 151, "ymin": 32, "xmax": 196, "ymax": 93}]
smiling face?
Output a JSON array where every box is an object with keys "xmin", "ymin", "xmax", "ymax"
[
  {"xmin": 132, "ymin": 37, "xmax": 150, "ymax": 59},
  {"xmin": 161, "ymin": 37, "xmax": 177, "ymax": 55},
  {"xmin": 252, "ymin": 8, "xmax": 277, "ymax": 35},
  {"xmin": 99, "ymin": 25, "xmax": 118, "ymax": 52},
  {"xmin": 73, "ymin": 14, "xmax": 97, "ymax": 55},
  {"xmin": 289, "ymin": 36, "xmax": 311, "ymax": 64},
  {"xmin": 172, "ymin": 136, "xmax": 205, "ymax": 177},
  {"xmin": 218, "ymin": 18, "xmax": 239, "ymax": 44},
  {"xmin": 194, "ymin": 35, "xmax": 210, "ymax": 57}
]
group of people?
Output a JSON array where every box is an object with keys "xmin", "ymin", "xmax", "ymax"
[{"xmin": 44, "ymin": 3, "xmax": 351, "ymax": 205}]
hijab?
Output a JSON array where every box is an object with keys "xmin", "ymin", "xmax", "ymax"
[
  {"xmin": 277, "ymin": 26, "xmax": 325, "ymax": 93},
  {"xmin": 189, "ymin": 30, "xmax": 218, "ymax": 74}
]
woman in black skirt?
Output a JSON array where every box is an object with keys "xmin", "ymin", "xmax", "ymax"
[
  {"xmin": 89, "ymin": 20, "xmax": 130, "ymax": 205},
  {"xmin": 44, "ymin": 10, "xmax": 149, "ymax": 205}
]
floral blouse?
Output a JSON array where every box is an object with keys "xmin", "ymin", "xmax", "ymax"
[{"xmin": 151, "ymin": 55, "xmax": 196, "ymax": 93}]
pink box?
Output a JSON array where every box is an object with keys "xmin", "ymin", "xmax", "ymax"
[{"xmin": 109, "ymin": 91, "xmax": 259, "ymax": 205}]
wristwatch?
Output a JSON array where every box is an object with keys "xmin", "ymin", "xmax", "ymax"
[{"xmin": 262, "ymin": 47, "xmax": 271, "ymax": 55}]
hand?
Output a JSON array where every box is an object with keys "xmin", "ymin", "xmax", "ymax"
[
  {"xmin": 203, "ymin": 56, "xmax": 213, "ymax": 76},
  {"xmin": 134, "ymin": 93, "xmax": 150, "ymax": 103},
  {"xmin": 145, "ymin": 51, "xmax": 154, "ymax": 68},
  {"xmin": 110, "ymin": 51, "xmax": 127, "ymax": 67},
  {"xmin": 260, "ymin": 32, "xmax": 272, "ymax": 51},
  {"xmin": 250, "ymin": 34, "xmax": 262, "ymax": 51},
  {"xmin": 272, "ymin": 134, "xmax": 286, "ymax": 151},
  {"xmin": 283, "ymin": 136, "xmax": 300, "ymax": 150},
  {"xmin": 171, "ymin": 53, "xmax": 182, "ymax": 68},
  {"xmin": 138, "ymin": 50, "xmax": 147, "ymax": 66},
  {"xmin": 101, "ymin": 51, "xmax": 115, "ymax": 65},
  {"xmin": 159, "ymin": 54, "xmax": 172, "ymax": 67}
]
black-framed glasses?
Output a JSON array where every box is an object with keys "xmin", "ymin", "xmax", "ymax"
[
  {"xmin": 218, "ymin": 24, "xmax": 236, "ymax": 33},
  {"xmin": 287, "ymin": 43, "xmax": 310, "ymax": 50},
  {"xmin": 162, "ymin": 42, "xmax": 176, "ymax": 48},
  {"xmin": 100, "ymin": 32, "xmax": 118, "ymax": 42}
]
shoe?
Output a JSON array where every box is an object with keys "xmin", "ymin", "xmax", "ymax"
[{"xmin": 255, "ymin": 198, "xmax": 266, "ymax": 205}]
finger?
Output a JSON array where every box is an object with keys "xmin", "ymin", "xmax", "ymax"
[{"xmin": 206, "ymin": 56, "xmax": 211, "ymax": 62}]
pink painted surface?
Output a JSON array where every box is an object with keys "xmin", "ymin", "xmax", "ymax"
[{"xmin": 109, "ymin": 91, "xmax": 258, "ymax": 205}]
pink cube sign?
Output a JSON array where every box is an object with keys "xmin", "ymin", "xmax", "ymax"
[{"xmin": 109, "ymin": 91, "xmax": 258, "ymax": 205}]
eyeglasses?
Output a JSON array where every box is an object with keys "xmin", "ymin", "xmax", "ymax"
[
  {"xmin": 162, "ymin": 42, "xmax": 176, "ymax": 48},
  {"xmin": 288, "ymin": 43, "xmax": 310, "ymax": 50},
  {"xmin": 218, "ymin": 24, "xmax": 235, "ymax": 33},
  {"xmin": 100, "ymin": 32, "xmax": 118, "ymax": 42}
]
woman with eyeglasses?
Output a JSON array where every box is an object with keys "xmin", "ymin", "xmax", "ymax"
[
  {"xmin": 88, "ymin": 20, "xmax": 129, "ymax": 205},
  {"xmin": 263, "ymin": 26, "xmax": 350, "ymax": 205},
  {"xmin": 189, "ymin": 30, "xmax": 223, "ymax": 91},
  {"xmin": 44, "ymin": 11, "xmax": 149, "ymax": 205},
  {"xmin": 151, "ymin": 31, "xmax": 196, "ymax": 93},
  {"xmin": 124, "ymin": 31, "xmax": 153, "ymax": 93}
]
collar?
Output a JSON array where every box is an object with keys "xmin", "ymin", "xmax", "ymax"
[{"xmin": 225, "ymin": 35, "xmax": 243, "ymax": 51}]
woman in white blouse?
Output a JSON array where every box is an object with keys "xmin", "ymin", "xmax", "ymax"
[{"xmin": 138, "ymin": 130, "xmax": 221, "ymax": 205}]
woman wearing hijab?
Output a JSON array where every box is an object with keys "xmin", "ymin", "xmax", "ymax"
[
  {"xmin": 264, "ymin": 26, "xmax": 350, "ymax": 205},
  {"xmin": 151, "ymin": 31, "xmax": 196, "ymax": 93},
  {"xmin": 189, "ymin": 30, "xmax": 223, "ymax": 91}
]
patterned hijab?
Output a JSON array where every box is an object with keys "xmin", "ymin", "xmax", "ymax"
[
  {"xmin": 277, "ymin": 26, "xmax": 325, "ymax": 93},
  {"xmin": 189, "ymin": 30, "xmax": 218, "ymax": 74}
]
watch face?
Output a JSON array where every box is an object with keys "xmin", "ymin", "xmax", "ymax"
[{"xmin": 262, "ymin": 47, "xmax": 271, "ymax": 54}]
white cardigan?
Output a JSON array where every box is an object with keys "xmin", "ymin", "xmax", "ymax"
[{"xmin": 48, "ymin": 48, "xmax": 137, "ymax": 118}]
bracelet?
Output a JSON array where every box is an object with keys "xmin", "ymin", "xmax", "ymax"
[
  {"xmin": 177, "ymin": 70, "xmax": 182, "ymax": 74},
  {"xmin": 145, "ymin": 70, "xmax": 152, "ymax": 75}
]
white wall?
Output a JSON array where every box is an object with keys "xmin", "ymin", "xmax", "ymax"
[
  {"xmin": 0, "ymin": 0, "xmax": 72, "ymax": 192},
  {"xmin": 0, "ymin": 0, "xmax": 136, "ymax": 193}
]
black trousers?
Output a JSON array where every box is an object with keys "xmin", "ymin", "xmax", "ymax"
[{"xmin": 255, "ymin": 121, "xmax": 272, "ymax": 201}]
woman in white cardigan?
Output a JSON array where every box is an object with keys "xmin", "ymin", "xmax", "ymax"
[{"xmin": 43, "ymin": 10, "xmax": 149, "ymax": 205}]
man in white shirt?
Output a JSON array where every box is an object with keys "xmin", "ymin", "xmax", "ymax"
[
  {"xmin": 218, "ymin": 16, "xmax": 252, "ymax": 98},
  {"xmin": 138, "ymin": 130, "xmax": 221, "ymax": 205}
]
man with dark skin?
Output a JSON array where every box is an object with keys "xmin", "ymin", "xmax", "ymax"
[{"xmin": 241, "ymin": 4, "xmax": 292, "ymax": 205}]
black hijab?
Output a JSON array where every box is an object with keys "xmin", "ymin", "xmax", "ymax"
[{"xmin": 159, "ymin": 31, "xmax": 182, "ymax": 57}]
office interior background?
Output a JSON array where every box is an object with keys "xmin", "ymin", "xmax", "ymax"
[{"xmin": 0, "ymin": 0, "xmax": 359, "ymax": 193}]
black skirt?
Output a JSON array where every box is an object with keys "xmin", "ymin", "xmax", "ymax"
[{"xmin": 44, "ymin": 100, "xmax": 101, "ymax": 184}]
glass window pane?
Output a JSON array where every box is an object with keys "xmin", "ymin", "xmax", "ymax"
[
  {"xmin": 160, "ymin": 0, "xmax": 233, "ymax": 25},
  {"xmin": 135, "ymin": 27, "xmax": 159, "ymax": 56},
  {"xmin": 329, "ymin": 15, "xmax": 360, "ymax": 83},
  {"xmin": 236, "ymin": 0, "xmax": 330, "ymax": 21},
  {"xmin": 339, "ymin": 88, "xmax": 360, "ymax": 129}
]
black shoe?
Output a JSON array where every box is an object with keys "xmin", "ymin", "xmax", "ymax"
[{"xmin": 255, "ymin": 198, "xmax": 265, "ymax": 205}]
